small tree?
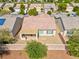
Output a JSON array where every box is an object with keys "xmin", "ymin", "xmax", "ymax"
[
  {"xmin": 58, "ymin": 3, "xmax": 67, "ymax": 12},
  {"xmin": 0, "ymin": 29, "xmax": 15, "ymax": 59},
  {"xmin": 50, "ymin": 8, "xmax": 54, "ymax": 12},
  {"xmin": 19, "ymin": 9, "xmax": 25, "ymax": 15},
  {"xmin": 76, "ymin": 11, "xmax": 79, "ymax": 16},
  {"xmin": 26, "ymin": 40, "xmax": 47, "ymax": 59},
  {"xmin": 73, "ymin": 6, "xmax": 79, "ymax": 12},
  {"xmin": 47, "ymin": 11, "xmax": 52, "ymax": 15},
  {"xmin": 20, "ymin": 4, "xmax": 25, "ymax": 10},
  {"xmin": 28, "ymin": 8, "xmax": 38, "ymax": 16},
  {"xmin": 19, "ymin": 3, "xmax": 25, "ymax": 15},
  {"xmin": 0, "ymin": 29, "xmax": 16, "ymax": 44},
  {"xmin": 41, "ymin": 8, "xmax": 44, "ymax": 12},
  {"xmin": 9, "ymin": 7, "xmax": 15, "ymax": 12},
  {"xmin": 73, "ymin": 6, "xmax": 79, "ymax": 16},
  {"xmin": 67, "ymin": 29, "xmax": 79, "ymax": 57},
  {"xmin": 67, "ymin": 13, "xmax": 70, "ymax": 16}
]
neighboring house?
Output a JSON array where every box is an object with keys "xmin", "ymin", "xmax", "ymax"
[
  {"xmin": 55, "ymin": 14, "xmax": 79, "ymax": 36},
  {"xmin": 0, "ymin": 15, "xmax": 24, "ymax": 37},
  {"xmin": 19, "ymin": 14, "xmax": 56, "ymax": 40}
]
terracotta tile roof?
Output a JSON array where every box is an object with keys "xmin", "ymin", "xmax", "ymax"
[{"xmin": 20, "ymin": 14, "xmax": 56, "ymax": 33}]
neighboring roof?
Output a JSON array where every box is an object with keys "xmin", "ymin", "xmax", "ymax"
[
  {"xmin": 20, "ymin": 14, "xmax": 56, "ymax": 34},
  {"xmin": 0, "ymin": 15, "xmax": 23, "ymax": 32},
  {"xmin": 60, "ymin": 15, "xmax": 79, "ymax": 30}
]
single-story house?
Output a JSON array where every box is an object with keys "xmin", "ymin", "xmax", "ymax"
[
  {"xmin": 19, "ymin": 14, "xmax": 56, "ymax": 40},
  {"xmin": 0, "ymin": 15, "xmax": 24, "ymax": 37},
  {"xmin": 44, "ymin": 4, "xmax": 57, "ymax": 13},
  {"xmin": 54, "ymin": 14, "xmax": 79, "ymax": 36}
]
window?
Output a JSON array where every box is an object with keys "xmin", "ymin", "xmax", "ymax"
[
  {"xmin": 38, "ymin": 30, "xmax": 53, "ymax": 36},
  {"xmin": 39, "ymin": 31, "xmax": 44, "ymax": 34},
  {"xmin": 39, "ymin": 30, "xmax": 47, "ymax": 34},
  {"xmin": 47, "ymin": 30, "xmax": 53, "ymax": 34}
]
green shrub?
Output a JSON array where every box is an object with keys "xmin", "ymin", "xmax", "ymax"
[
  {"xmin": 0, "ymin": 9, "xmax": 11, "ymax": 16},
  {"xmin": 41, "ymin": 8, "xmax": 44, "ymax": 12},
  {"xmin": 58, "ymin": 3, "xmax": 67, "ymax": 12},
  {"xmin": 0, "ymin": 30, "xmax": 16, "ymax": 44},
  {"xmin": 19, "ymin": 9, "xmax": 25, "ymax": 15},
  {"xmin": 73, "ymin": 6, "xmax": 79, "ymax": 12},
  {"xmin": 67, "ymin": 29, "xmax": 79, "ymax": 57},
  {"xmin": 50, "ymin": 8, "xmax": 54, "ymax": 12},
  {"xmin": 19, "ymin": 3, "xmax": 25, "ymax": 15},
  {"xmin": 67, "ymin": 13, "xmax": 70, "ymax": 16},
  {"xmin": 9, "ymin": 7, "xmax": 15, "ymax": 12},
  {"xmin": 76, "ymin": 11, "xmax": 79, "ymax": 16},
  {"xmin": 47, "ymin": 11, "xmax": 52, "ymax": 15},
  {"xmin": 28, "ymin": 8, "xmax": 38, "ymax": 16},
  {"xmin": 20, "ymin": 3, "xmax": 25, "ymax": 10},
  {"xmin": 26, "ymin": 40, "xmax": 47, "ymax": 59},
  {"xmin": 73, "ymin": 6, "xmax": 79, "ymax": 16}
]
